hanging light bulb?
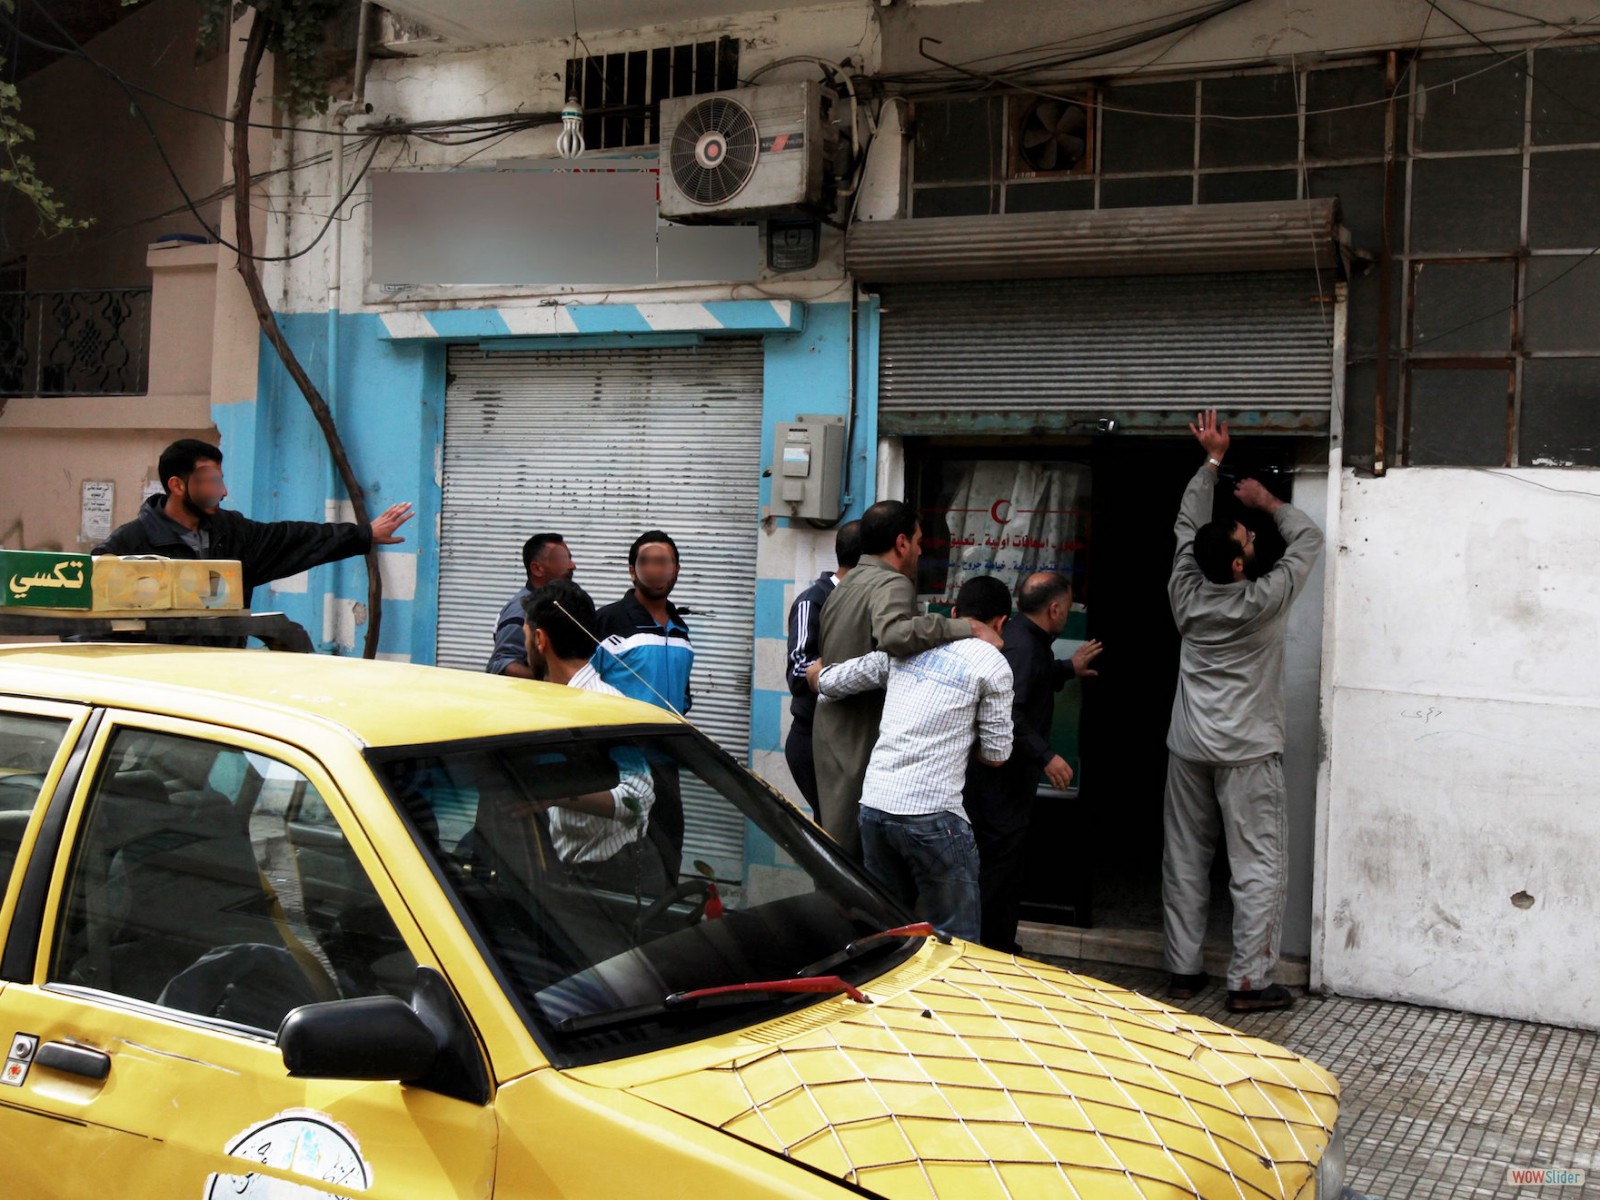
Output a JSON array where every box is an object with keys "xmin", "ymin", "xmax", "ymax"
[{"xmin": 556, "ymin": 96, "xmax": 585, "ymax": 160}]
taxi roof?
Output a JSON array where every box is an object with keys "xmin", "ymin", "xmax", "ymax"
[{"xmin": 0, "ymin": 644, "xmax": 677, "ymax": 748}]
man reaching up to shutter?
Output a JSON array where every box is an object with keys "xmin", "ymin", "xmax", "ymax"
[{"xmin": 1162, "ymin": 410, "xmax": 1324, "ymax": 1013}]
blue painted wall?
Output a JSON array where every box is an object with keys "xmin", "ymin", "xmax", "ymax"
[
  {"xmin": 234, "ymin": 297, "xmax": 877, "ymax": 884},
  {"xmin": 241, "ymin": 312, "xmax": 443, "ymax": 659}
]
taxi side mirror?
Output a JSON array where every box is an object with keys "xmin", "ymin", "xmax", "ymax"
[{"xmin": 277, "ymin": 995, "xmax": 437, "ymax": 1081}]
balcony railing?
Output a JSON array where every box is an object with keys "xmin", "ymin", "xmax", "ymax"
[{"xmin": 0, "ymin": 288, "xmax": 152, "ymax": 397}]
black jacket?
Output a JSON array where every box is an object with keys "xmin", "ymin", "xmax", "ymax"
[
  {"xmin": 965, "ymin": 614, "xmax": 1075, "ymax": 829},
  {"xmin": 785, "ymin": 571, "xmax": 837, "ymax": 725},
  {"xmin": 96, "ymin": 494, "xmax": 372, "ymax": 601}
]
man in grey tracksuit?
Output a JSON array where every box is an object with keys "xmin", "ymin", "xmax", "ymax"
[{"xmin": 1163, "ymin": 410, "xmax": 1325, "ymax": 1013}]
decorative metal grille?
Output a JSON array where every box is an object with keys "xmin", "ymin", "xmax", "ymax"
[{"xmin": 0, "ymin": 287, "xmax": 152, "ymax": 397}]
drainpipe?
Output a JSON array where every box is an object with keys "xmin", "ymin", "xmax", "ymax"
[
  {"xmin": 329, "ymin": 1, "xmax": 376, "ymax": 434},
  {"xmin": 324, "ymin": 0, "xmax": 374, "ymax": 646},
  {"xmin": 1374, "ymin": 50, "xmax": 1398, "ymax": 477}
]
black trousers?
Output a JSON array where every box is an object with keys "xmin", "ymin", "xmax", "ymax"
[
  {"xmin": 970, "ymin": 807, "xmax": 1033, "ymax": 953},
  {"xmin": 647, "ymin": 762, "xmax": 684, "ymax": 882},
  {"xmin": 784, "ymin": 719, "xmax": 820, "ymax": 816}
]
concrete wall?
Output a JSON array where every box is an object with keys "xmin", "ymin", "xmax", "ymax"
[
  {"xmin": 238, "ymin": 2, "xmax": 880, "ymax": 724},
  {"xmin": 0, "ymin": 243, "xmax": 221, "ymax": 552},
  {"xmin": 1318, "ymin": 467, "xmax": 1600, "ymax": 1028},
  {"xmin": 256, "ymin": 1, "xmax": 880, "ymax": 317},
  {"xmin": 0, "ymin": 0, "xmax": 254, "ymax": 557}
]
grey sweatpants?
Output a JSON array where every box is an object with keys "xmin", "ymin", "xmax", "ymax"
[{"xmin": 1161, "ymin": 752, "xmax": 1287, "ymax": 992}]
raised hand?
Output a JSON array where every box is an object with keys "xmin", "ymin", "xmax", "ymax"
[
  {"xmin": 369, "ymin": 502, "xmax": 415, "ymax": 545},
  {"xmin": 1234, "ymin": 477, "xmax": 1283, "ymax": 514},
  {"xmin": 1190, "ymin": 409, "xmax": 1229, "ymax": 462},
  {"xmin": 1070, "ymin": 638, "xmax": 1103, "ymax": 678}
]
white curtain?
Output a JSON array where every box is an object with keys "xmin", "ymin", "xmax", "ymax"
[{"xmin": 922, "ymin": 460, "xmax": 1091, "ymax": 605}]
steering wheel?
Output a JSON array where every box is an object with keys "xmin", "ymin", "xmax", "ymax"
[{"xmin": 634, "ymin": 877, "xmax": 719, "ymax": 938}]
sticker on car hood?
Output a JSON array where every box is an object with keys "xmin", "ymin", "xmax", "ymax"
[{"xmin": 205, "ymin": 1107, "xmax": 371, "ymax": 1198}]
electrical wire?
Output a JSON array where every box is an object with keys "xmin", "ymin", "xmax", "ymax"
[
  {"xmin": 1425, "ymin": 0, "xmax": 1600, "ymax": 132},
  {"xmin": 2, "ymin": 5, "xmax": 571, "ymax": 146},
  {"xmin": 6, "ymin": 0, "xmax": 387, "ymax": 261},
  {"xmin": 4, "ymin": 3, "xmax": 370, "ymax": 138},
  {"xmin": 878, "ymin": 0, "xmax": 1259, "ymax": 84},
  {"xmin": 896, "ymin": 7, "xmax": 1600, "ymax": 125},
  {"xmin": 1354, "ymin": 247, "xmax": 1600, "ymax": 357},
  {"xmin": 1, "ymin": 1, "xmax": 579, "ymax": 262},
  {"xmin": 4, "ymin": 140, "xmax": 363, "ymax": 261},
  {"xmin": 933, "ymin": 0, "xmax": 1255, "ymax": 73}
]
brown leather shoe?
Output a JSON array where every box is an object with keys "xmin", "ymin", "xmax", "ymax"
[
  {"xmin": 1167, "ymin": 971, "xmax": 1209, "ymax": 1000},
  {"xmin": 1226, "ymin": 984, "xmax": 1295, "ymax": 1012}
]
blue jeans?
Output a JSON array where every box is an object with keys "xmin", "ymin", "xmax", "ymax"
[{"xmin": 859, "ymin": 807, "xmax": 981, "ymax": 942}]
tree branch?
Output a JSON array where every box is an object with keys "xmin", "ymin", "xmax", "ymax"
[{"xmin": 229, "ymin": 11, "xmax": 383, "ymax": 657}]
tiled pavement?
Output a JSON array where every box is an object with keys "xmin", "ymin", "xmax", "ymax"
[{"xmin": 1035, "ymin": 957, "xmax": 1600, "ymax": 1199}]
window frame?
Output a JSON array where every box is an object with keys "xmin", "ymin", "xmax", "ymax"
[
  {"xmin": 0, "ymin": 698, "xmax": 93, "ymax": 967},
  {"xmin": 904, "ymin": 43, "xmax": 1600, "ymax": 467},
  {"xmin": 33, "ymin": 710, "xmax": 432, "ymax": 1041}
]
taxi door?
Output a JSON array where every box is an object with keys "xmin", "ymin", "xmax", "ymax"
[{"xmin": 0, "ymin": 710, "xmax": 497, "ymax": 1199}]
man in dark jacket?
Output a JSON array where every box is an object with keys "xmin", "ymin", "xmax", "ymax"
[
  {"xmin": 783, "ymin": 520, "xmax": 860, "ymax": 816},
  {"xmin": 964, "ymin": 571, "xmax": 1102, "ymax": 953},
  {"xmin": 95, "ymin": 439, "xmax": 414, "ymax": 603},
  {"xmin": 594, "ymin": 530, "xmax": 692, "ymax": 880}
]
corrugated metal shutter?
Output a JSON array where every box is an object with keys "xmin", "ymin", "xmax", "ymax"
[
  {"xmin": 878, "ymin": 272, "xmax": 1334, "ymax": 434},
  {"xmin": 848, "ymin": 199, "xmax": 1341, "ymax": 282},
  {"xmin": 438, "ymin": 342, "xmax": 763, "ymax": 873}
]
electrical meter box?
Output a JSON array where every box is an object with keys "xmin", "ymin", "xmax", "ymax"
[{"xmin": 772, "ymin": 416, "xmax": 846, "ymax": 522}]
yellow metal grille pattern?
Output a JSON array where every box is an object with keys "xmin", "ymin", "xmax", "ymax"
[{"xmin": 629, "ymin": 949, "xmax": 1339, "ymax": 1199}]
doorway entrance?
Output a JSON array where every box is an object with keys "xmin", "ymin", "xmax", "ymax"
[{"xmin": 905, "ymin": 433, "xmax": 1322, "ymax": 967}]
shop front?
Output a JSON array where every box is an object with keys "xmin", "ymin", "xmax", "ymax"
[{"xmin": 849, "ymin": 200, "xmax": 1344, "ymax": 962}]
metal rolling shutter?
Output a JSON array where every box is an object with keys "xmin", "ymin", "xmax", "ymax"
[
  {"xmin": 878, "ymin": 272, "xmax": 1335, "ymax": 434},
  {"xmin": 438, "ymin": 342, "xmax": 763, "ymax": 874}
]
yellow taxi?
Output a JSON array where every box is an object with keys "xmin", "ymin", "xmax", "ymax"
[{"xmin": 0, "ymin": 646, "xmax": 1350, "ymax": 1198}]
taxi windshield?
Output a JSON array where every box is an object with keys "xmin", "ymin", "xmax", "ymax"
[{"xmin": 368, "ymin": 725, "xmax": 915, "ymax": 1065}]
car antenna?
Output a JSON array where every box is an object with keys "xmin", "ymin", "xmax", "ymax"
[{"xmin": 551, "ymin": 597, "xmax": 686, "ymax": 720}]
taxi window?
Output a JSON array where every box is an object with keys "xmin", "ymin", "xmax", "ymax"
[
  {"xmin": 372, "ymin": 727, "xmax": 912, "ymax": 1066},
  {"xmin": 50, "ymin": 728, "xmax": 417, "ymax": 1034},
  {"xmin": 0, "ymin": 711, "xmax": 70, "ymax": 893}
]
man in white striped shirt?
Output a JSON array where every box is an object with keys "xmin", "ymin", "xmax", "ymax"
[
  {"xmin": 523, "ymin": 580, "xmax": 665, "ymax": 896},
  {"xmin": 815, "ymin": 575, "xmax": 1015, "ymax": 941}
]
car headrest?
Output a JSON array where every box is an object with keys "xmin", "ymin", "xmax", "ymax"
[{"xmin": 101, "ymin": 768, "xmax": 170, "ymax": 808}]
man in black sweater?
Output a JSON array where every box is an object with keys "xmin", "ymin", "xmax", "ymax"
[
  {"xmin": 964, "ymin": 571, "xmax": 1102, "ymax": 953},
  {"xmin": 96, "ymin": 439, "xmax": 414, "ymax": 605},
  {"xmin": 783, "ymin": 520, "xmax": 861, "ymax": 816}
]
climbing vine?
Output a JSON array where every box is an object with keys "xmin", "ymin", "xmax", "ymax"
[{"xmin": 193, "ymin": 0, "xmax": 341, "ymax": 117}]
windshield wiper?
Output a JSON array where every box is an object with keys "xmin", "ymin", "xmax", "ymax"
[
  {"xmin": 795, "ymin": 922, "xmax": 947, "ymax": 980},
  {"xmin": 556, "ymin": 974, "xmax": 868, "ymax": 1034}
]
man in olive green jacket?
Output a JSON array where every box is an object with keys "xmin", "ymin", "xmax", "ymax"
[{"xmin": 809, "ymin": 500, "xmax": 1003, "ymax": 855}]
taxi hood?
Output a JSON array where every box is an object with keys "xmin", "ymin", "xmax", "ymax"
[{"xmin": 604, "ymin": 945, "xmax": 1338, "ymax": 1199}]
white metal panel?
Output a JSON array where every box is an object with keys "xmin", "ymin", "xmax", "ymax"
[{"xmin": 438, "ymin": 342, "xmax": 764, "ymax": 871}]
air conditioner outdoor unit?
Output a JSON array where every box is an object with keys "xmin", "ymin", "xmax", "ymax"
[{"xmin": 658, "ymin": 82, "xmax": 830, "ymax": 220}]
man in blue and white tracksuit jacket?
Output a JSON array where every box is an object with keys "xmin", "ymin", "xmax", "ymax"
[{"xmin": 594, "ymin": 530, "xmax": 693, "ymax": 879}]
